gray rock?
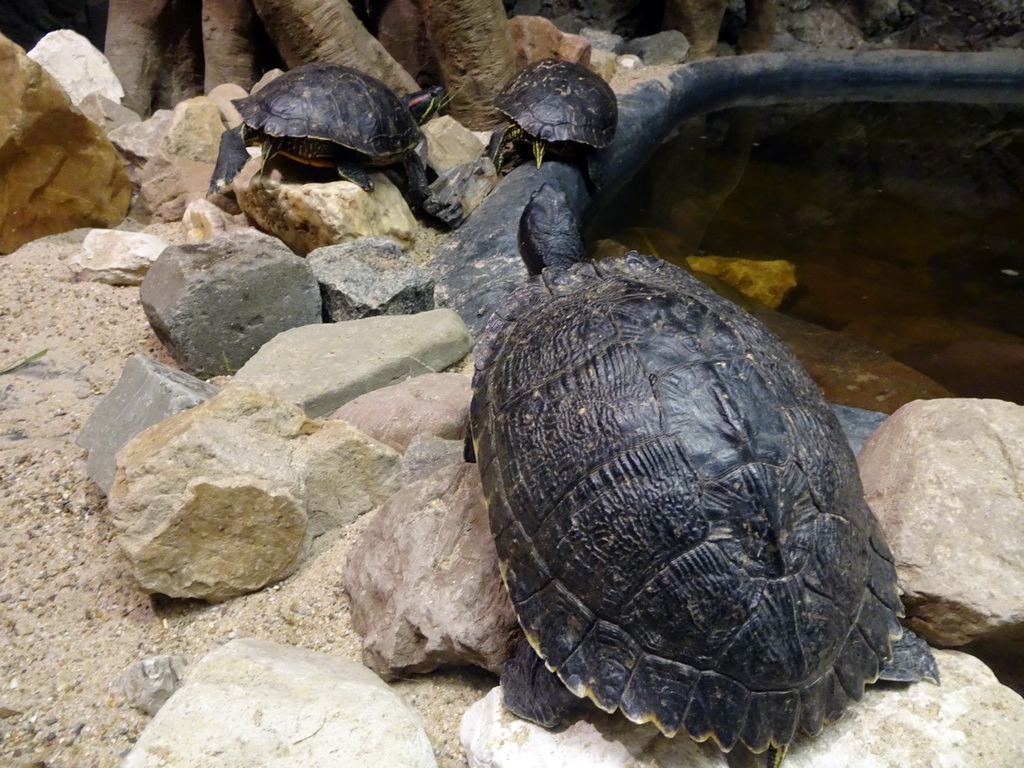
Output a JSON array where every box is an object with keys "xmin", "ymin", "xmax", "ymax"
[
  {"xmin": 112, "ymin": 655, "xmax": 187, "ymax": 716},
  {"xmin": 424, "ymin": 158, "xmax": 499, "ymax": 229},
  {"xmin": 109, "ymin": 109, "xmax": 173, "ymax": 166},
  {"xmin": 401, "ymin": 434, "xmax": 466, "ymax": 485},
  {"xmin": 77, "ymin": 93, "xmax": 141, "ymax": 133},
  {"xmin": 461, "ymin": 651, "xmax": 1024, "ymax": 768},
  {"xmin": 622, "ymin": 30, "xmax": 691, "ymax": 66},
  {"xmin": 330, "ymin": 372, "xmax": 471, "ymax": 452},
  {"xmin": 122, "ymin": 638, "xmax": 437, "ymax": 768},
  {"xmin": 343, "ymin": 463, "xmax": 518, "ymax": 676},
  {"xmin": 140, "ymin": 231, "xmax": 321, "ymax": 378},
  {"xmin": 307, "ymin": 238, "xmax": 435, "ymax": 321},
  {"xmin": 858, "ymin": 398, "xmax": 1024, "ymax": 647},
  {"xmin": 831, "ymin": 403, "xmax": 887, "ymax": 456},
  {"xmin": 75, "ymin": 354, "xmax": 218, "ymax": 495},
  {"xmin": 234, "ymin": 309, "xmax": 473, "ymax": 418},
  {"xmin": 579, "ymin": 27, "xmax": 626, "ymax": 54}
]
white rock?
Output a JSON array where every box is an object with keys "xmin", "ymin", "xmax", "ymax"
[
  {"xmin": 112, "ymin": 655, "xmax": 187, "ymax": 716},
  {"xmin": 27, "ymin": 29, "xmax": 125, "ymax": 106},
  {"xmin": 68, "ymin": 229, "xmax": 168, "ymax": 285},
  {"xmin": 182, "ymin": 198, "xmax": 250, "ymax": 243},
  {"xmin": 858, "ymin": 398, "xmax": 1024, "ymax": 646},
  {"xmin": 237, "ymin": 171, "xmax": 419, "ymax": 256},
  {"xmin": 462, "ymin": 651, "xmax": 1024, "ymax": 768},
  {"xmin": 122, "ymin": 637, "xmax": 437, "ymax": 768}
]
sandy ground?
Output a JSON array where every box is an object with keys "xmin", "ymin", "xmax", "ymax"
[{"xmin": 0, "ymin": 222, "xmax": 493, "ymax": 767}]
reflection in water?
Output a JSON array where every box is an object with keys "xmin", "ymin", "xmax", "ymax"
[{"xmin": 595, "ymin": 103, "xmax": 1024, "ymax": 404}]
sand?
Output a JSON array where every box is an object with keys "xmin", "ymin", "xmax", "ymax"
[{"xmin": 0, "ymin": 223, "xmax": 492, "ymax": 767}]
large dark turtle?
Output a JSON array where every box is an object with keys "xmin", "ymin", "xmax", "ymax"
[
  {"xmin": 468, "ymin": 184, "xmax": 938, "ymax": 764},
  {"xmin": 208, "ymin": 62, "xmax": 439, "ymax": 205},
  {"xmin": 487, "ymin": 58, "xmax": 618, "ymax": 188}
]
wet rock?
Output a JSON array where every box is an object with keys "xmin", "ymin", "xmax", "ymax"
[
  {"xmin": 330, "ymin": 372, "xmax": 471, "ymax": 452},
  {"xmin": 344, "ymin": 463, "xmax": 518, "ymax": 676},
  {"xmin": 0, "ymin": 35, "xmax": 132, "ymax": 254},
  {"xmin": 77, "ymin": 93, "xmax": 141, "ymax": 133},
  {"xmin": 68, "ymin": 229, "xmax": 168, "ymax": 285},
  {"xmin": 307, "ymin": 238, "xmax": 435, "ymax": 322},
  {"xmin": 206, "ymin": 82, "xmax": 247, "ymax": 129},
  {"xmin": 686, "ymin": 255, "xmax": 797, "ymax": 309},
  {"xmin": 140, "ymin": 231, "xmax": 321, "ymax": 378},
  {"xmin": 234, "ymin": 309, "xmax": 473, "ymax": 418},
  {"xmin": 121, "ymin": 638, "xmax": 437, "ymax": 768},
  {"xmin": 182, "ymin": 198, "xmax": 250, "ymax": 243},
  {"xmin": 27, "ymin": 29, "xmax": 124, "ymax": 106},
  {"xmin": 858, "ymin": 398, "xmax": 1024, "ymax": 647},
  {"xmin": 237, "ymin": 170, "xmax": 419, "ymax": 256},
  {"xmin": 749, "ymin": 309, "xmax": 953, "ymax": 413},
  {"xmin": 622, "ymin": 30, "xmax": 692, "ymax": 66},
  {"xmin": 830, "ymin": 404, "xmax": 887, "ymax": 457},
  {"xmin": 509, "ymin": 15, "xmax": 592, "ymax": 69},
  {"xmin": 112, "ymin": 655, "xmax": 187, "ymax": 716},
  {"xmin": 422, "ymin": 115, "xmax": 487, "ymax": 175},
  {"xmin": 462, "ymin": 651, "xmax": 1024, "ymax": 767},
  {"xmin": 424, "ymin": 158, "xmax": 499, "ymax": 229},
  {"xmin": 401, "ymin": 434, "xmax": 466, "ymax": 485},
  {"xmin": 76, "ymin": 355, "xmax": 219, "ymax": 495}
]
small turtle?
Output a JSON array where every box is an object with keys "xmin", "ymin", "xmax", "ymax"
[
  {"xmin": 487, "ymin": 58, "xmax": 618, "ymax": 188},
  {"xmin": 468, "ymin": 184, "xmax": 938, "ymax": 765},
  {"xmin": 208, "ymin": 62, "xmax": 442, "ymax": 204}
]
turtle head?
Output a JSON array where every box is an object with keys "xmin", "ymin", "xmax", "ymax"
[
  {"xmin": 518, "ymin": 184, "xmax": 586, "ymax": 277},
  {"xmin": 402, "ymin": 85, "xmax": 446, "ymax": 124}
]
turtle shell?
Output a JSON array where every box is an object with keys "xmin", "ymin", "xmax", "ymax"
[
  {"xmin": 234, "ymin": 61, "xmax": 421, "ymax": 164},
  {"xmin": 470, "ymin": 253, "xmax": 905, "ymax": 753},
  {"xmin": 495, "ymin": 58, "xmax": 618, "ymax": 149}
]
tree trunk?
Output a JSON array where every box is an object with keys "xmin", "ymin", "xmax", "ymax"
[
  {"xmin": 201, "ymin": 0, "xmax": 263, "ymax": 92},
  {"xmin": 419, "ymin": 0, "xmax": 515, "ymax": 130},
  {"xmin": 249, "ymin": 0, "xmax": 418, "ymax": 94}
]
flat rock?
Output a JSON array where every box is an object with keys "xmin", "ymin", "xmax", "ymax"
[
  {"xmin": 27, "ymin": 29, "xmax": 125, "ymax": 106},
  {"xmin": 686, "ymin": 255, "xmax": 797, "ymax": 310},
  {"xmin": 307, "ymin": 238, "xmax": 435, "ymax": 321},
  {"xmin": 424, "ymin": 158, "xmax": 499, "ymax": 229},
  {"xmin": 1, "ymin": 35, "xmax": 132, "ymax": 254},
  {"xmin": 343, "ymin": 463, "xmax": 518, "ymax": 676},
  {"xmin": 237, "ymin": 170, "xmax": 419, "ymax": 256},
  {"xmin": 75, "ymin": 354, "xmax": 219, "ymax": 495},
  {"xmin": 422, "ymin": 115, "xmax": 487, "ymax": 175},
  {"xmin": 140, "ymin": 231, "xmax": 321, "ymax": 378},
  {"xmin": 78, "ymin": 92, "xmax": 141, "ymax": 133},
  {"xmin": 234, "ymin": 309, "xmax": 473, "ymax": 418},
  {"xmin": 330, "ymin": 372, "xmax": 471, "ymax": 452},
  {"xmin": 122, "ymin": 637, "xmax": 437, "ymax": 768},
  {"xmin": 461, "ymin": 651, "xmax": 1024, "ymax": 768},
  {"xmin": 68, "ymin": 229, "xmax": 169, "ymax": 285},
  {"xmin": 858, "ymin": 398, "xmax": 1024, "ymax": 646},
  {"xmin": 400, "ymin": 434, "xmax": 466, "ymax": 485}
]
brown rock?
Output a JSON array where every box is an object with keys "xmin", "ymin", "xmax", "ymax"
[
  {"xmin": 0, "ymin": 34, "xmax": 131, "ymax": 254},
  {"xmin": 858, "ymin": 398, "xmax": 1024, "ymax": 648},
  {"xmin": 331, "ymin": 372, "xmax": 471, "ymax": 452},
  {"xmin": 509, "ymin": 16, "xmax": 592, "ymax": 68},
  {"xmin": 343, "ymin": 463, "xmax": 518, "ymax": 676}
]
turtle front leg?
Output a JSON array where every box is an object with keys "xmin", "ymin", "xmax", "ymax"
[
  {"xmin": 501, "ymin": 634, "xmax": 582, "ymax": 728},
  {"xmin": 402, "ymin": 151, "xmax": 430, "ymax": 206},
  {"xmin": 486, "ymin": 122, "xmax": 516, "ymax": 174},
  {"xmin": 336, "ymin": 160, "xmax": 374, "ymax": 192},
  {"xmin": 207, "ymin": 125, "xmax": 249, "ymax": 195}
]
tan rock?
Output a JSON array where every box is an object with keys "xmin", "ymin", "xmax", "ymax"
[
  {"xmin": 237, "ymin": 171, "xmax": 418, "ymax": 256},
  {"xmin": 69, "ymin": 229, "xmax": 168, "ymax": 285},
  {"xmin": 588, "ymin": 49, "xmax": 619, "ymax": 82},
  {"xmin": 110, "ymin": 386, "xmax": 311, "ymax": 601},
  {"xmin": 421, "ymin": 115, "xmax": 486, "ymax": 175},
  {"xmin": 0, "ymin": 34, "xmax": 131, "ymax": 254},
  {"xmin": 158, "ymin": 96, "xmax": 226, "ymax": 164},
  {"xmin": 344, "ymin": 463, "xmax": 518, "ymax": 676},
  {"xmin": 509, "ymin": 16, "xmax": 591, "ymax": 69},
  {"xmin": 206, "ymin": 82, "xmax": 247, "ymax": 129},
  {"xmin": 331, "ymin": 372, "xmax": 471, "ymax": 452},
  {"xmin": 182, "ymin": 198, "xmax": 250, "ymax": 243},
  {"xmin": 858, "ymin": 398, "xmax": 1024, "ymax": 647},
  {"xmin": 686, "ymin": 254, "xmax": 797, "ymax": 309}
]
